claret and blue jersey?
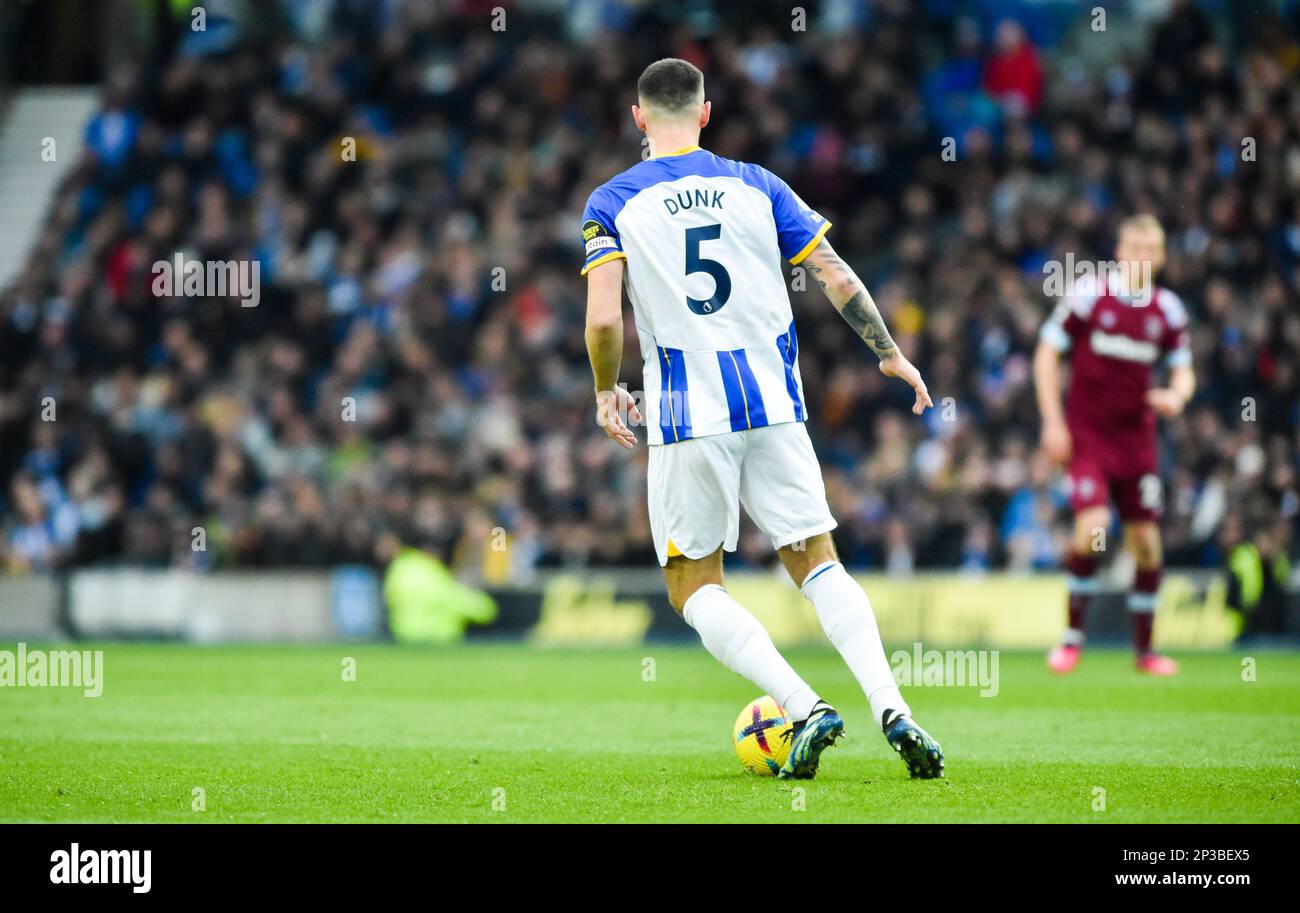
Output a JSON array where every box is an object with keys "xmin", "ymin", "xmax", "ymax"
[{"xmin": 580, "ymin": 146, "xmax": 831, "ymax": 445}]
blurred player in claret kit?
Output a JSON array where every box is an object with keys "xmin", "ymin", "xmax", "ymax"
[
  {"xmin": 581, "ymin": 59, "xmax": 943, "ymax": 780},
  {"xmin": 1035, "ymin": 215, "xmax": 1196, "ymax": 676}
]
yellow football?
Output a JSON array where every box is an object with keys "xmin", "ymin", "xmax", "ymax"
[{"xmin": 732, "ymin": 695, "xmax": 793, "ymax": 776}]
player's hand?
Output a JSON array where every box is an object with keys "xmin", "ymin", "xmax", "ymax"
[
  {"xmin": 1146, "ymin": 388, "xmax": 1186, "ymax": 418},
  {"xmin": 1040, "ymin": 419, "xmax": 1071, "ymax": 465},
  {"xmin": 879, "ymin": 353, "xmax": 933, "ymax": 415},
  {"xmin": 595, "ymin": 387, "xmax": 642, "ymax": 450}
]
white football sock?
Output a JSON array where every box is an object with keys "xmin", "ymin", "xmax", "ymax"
[
  {"xmin": 802, "ymin": 561, "xmax": 909, "ymax": 725},
  {"xmin": 682, "ymin": 584, "xmax": 820, "ymax": 721}
]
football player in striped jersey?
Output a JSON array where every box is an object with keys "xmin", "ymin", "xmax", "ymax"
[{"xmin": 582, "ymin": 58, "xmax": 943, "ymax": 780}]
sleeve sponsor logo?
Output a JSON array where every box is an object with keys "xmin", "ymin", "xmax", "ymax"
[{"xmin": 582, "ymin": 219, "xmax": 609, "ymax": 242}]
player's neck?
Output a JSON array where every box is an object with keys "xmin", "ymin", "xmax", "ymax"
[
  {"xmin": 1122, "ymin": 280, "xmax": 1155, "ymax": 304},
  {"xmin": 647, "ymin": 128, "xmax": 702, "ymax": 158}
]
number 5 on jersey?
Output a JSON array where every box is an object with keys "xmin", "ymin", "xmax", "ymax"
[{"xmin": 685, "ymin": 223, "xmax": 731, "ymax": 315}]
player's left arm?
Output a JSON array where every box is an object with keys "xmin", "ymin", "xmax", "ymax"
[
  {"xmin": 1146, "ymin": 302, "xmax": 1195, "ymax": 418},
  {"xmin": 1147, "ymin": 363, "xmax": 1195, "ymax": 418},
  {"xmin": 584, "ymin": 257, "xmax": 641, "ymax": 449},
  {"xmin": 802, "ymin": 238, "xmax": 933, "ymax": 415}
]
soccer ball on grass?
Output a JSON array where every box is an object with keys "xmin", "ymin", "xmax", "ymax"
[{"xmin": 732, "ymin": 695, "xmax": 793, "ymax": 776}]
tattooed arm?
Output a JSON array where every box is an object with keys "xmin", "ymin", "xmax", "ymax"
[
  {"xmin": 803, "ymin": 238, "xmax": 897, "ymax": 358},
  {"xmin": 802, "ymin": 238, "xmax": 933, "ymax": 415}
]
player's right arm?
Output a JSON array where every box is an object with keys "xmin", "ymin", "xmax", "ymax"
[
  {"xmin": 802, "ymin": 238, "xmax": 932, "ymax": 415},
  {"xmin": 1033, "ymin": 339, "xmax": 1071, "ymax": 464},
  {"xmin": 1035, "ymin": 296, "xmax": 1083, "ymax": 465}
]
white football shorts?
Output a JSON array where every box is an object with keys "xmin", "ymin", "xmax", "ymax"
[{"xmin": 646, "ymin": 421, "xmax": 837, "ymax": 566}]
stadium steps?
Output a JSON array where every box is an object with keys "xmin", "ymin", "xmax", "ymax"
[{"xmin": 0, "ymin": 86, "xmax": 100, "ymax": 290}]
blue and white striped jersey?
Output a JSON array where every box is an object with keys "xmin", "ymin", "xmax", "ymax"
[{"xmin": 581, "ymin": 146, "xmax": 830, "ymax": 445}]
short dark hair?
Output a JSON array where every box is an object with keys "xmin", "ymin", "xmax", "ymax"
[{"xmin": 637, "ymin": 58, "xmax": 704, "ymax": 114}]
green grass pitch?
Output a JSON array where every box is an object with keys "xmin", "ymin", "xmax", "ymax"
[{"xmin": 2, "ymin": 642, "xmax": 1298, "ymax": 823}]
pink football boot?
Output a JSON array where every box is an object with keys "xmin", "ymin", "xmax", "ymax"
[
  {"xmin": 1047, "ymin": 644, "xmax": 1082, "ymax": 675},
  {"xmin": 1136, "ymin": 653, "xmax": 1179, "ymax": 676}
]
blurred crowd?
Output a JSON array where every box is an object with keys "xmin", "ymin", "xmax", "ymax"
[{"xmin": 1, "ymin": 0, "xmax": 1298, "ymax": 578}]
